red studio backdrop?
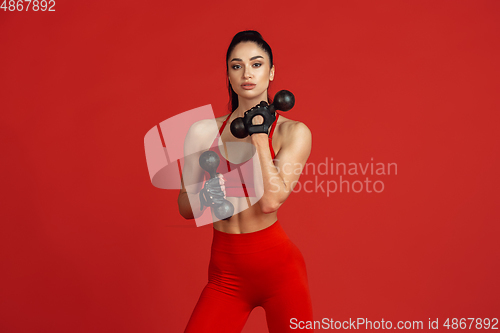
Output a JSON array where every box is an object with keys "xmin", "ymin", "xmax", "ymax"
[{"xmin": 1, "ymin": 1, "xmax": 499, "ymax": 332}]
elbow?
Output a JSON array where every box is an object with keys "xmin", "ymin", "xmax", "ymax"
[
  {"xmin": 178, "ymin": 195, "xmax": 195, "ymax": 220},
  {"xmin": 178, "ymin": 200, "xmax": 198, "ymax": 219},
  {"xmin": 260, "ymin": 200, "xmax": 281, "ymax": 214},
  {"xmin": 179, "ymin": 209, "xmax": 193, "ymax": 220}
]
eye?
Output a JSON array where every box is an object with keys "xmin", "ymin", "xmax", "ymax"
[
  {"xmin": 253, "ymin": 63, "xmax": 262, "ymax": 67},
  {"xmin": 231, "ymin": 64, "xmax": 241, "ymax": 70}
]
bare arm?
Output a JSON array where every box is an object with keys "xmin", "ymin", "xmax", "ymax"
[
  {"xmin": 251, "ymin": 122, "xmax": 312, "ymax": 213},
  {"xmin": 177, "ymin": 119, "xmax": 220, "ymax": 219}
]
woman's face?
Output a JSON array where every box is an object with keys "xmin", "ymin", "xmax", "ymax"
[{"xmin": 227, "ymin": 41, "xmax": 275, "ymax": 102}]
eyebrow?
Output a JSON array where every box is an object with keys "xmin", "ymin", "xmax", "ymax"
[{"xmin": 230, "ymin": 55, "xmax": 264, "ymax": 62}]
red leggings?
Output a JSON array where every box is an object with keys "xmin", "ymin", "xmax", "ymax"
[{"xmin": 185, "ymin": 220, "xmax": 313, "ymax": 332}]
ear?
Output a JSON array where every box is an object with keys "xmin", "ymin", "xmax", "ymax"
[{"xmin": 270, "ymin": 65, "xmax": 275, "ymax": 81}]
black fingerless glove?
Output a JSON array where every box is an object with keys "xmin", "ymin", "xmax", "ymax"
[
  {"xmin": 199, "ymin": 174, "xmax": 225, "ymax": 211},
  {"xmin": 243, "ymin": 101, "xmax": 276, "ymax": 136}
]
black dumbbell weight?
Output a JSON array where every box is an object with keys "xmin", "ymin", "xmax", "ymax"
[
  {"xmin": 230, "ymin": 90, "xmax": 295, "ymax": 139},
  {"xmin": 199, "ymin": 150, "xmax": 234, "ymax": 220}
]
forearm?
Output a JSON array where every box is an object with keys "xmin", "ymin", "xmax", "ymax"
[{"xmin": 251, "ymin": 133, "xmax": 287, "ymax": 213}]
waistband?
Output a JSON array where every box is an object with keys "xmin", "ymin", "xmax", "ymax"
[{"xmin": 211, "ymin": 220, "xmax": 289, "ymax": 253}]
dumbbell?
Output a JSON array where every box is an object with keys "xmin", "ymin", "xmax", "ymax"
[
  {"xmin": 199, "ymin": 150, "xmax": 234, "ymax": 220},
  {"xmin": 230, "ymin": 90, "xmax": 295, "ymax": 139}
]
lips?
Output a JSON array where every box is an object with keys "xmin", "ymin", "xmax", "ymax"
[{"xmin": 241, "ymin": 83, "xmax": 256, "ymax": 90}]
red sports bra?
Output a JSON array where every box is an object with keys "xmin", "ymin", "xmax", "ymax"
[{"xmin": 205, "ymin": 112, "xmax": 279, "ymax": 197}]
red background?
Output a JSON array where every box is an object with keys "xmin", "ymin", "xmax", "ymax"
[{"xmin": 1, "ymin": 1, "xmax": 499, "ymax": 332}]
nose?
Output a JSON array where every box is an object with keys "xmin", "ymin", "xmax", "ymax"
[{"xmin": 243, "ymin": 65, "xmax": 253, "ymax": 79}]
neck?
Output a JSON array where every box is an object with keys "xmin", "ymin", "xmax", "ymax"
[{"xmin": 232, "ymin": 94, "xmax": 269, "ymax": 118}]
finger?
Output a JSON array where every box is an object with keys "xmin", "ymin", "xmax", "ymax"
[{"xmin": 252, "ymin": 115, "xmax": 264, "ymax": 125}]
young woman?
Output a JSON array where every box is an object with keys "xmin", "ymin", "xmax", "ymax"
[{"xmin": 178, "ymin": 30, "xmax": 314, "ymax": 332}]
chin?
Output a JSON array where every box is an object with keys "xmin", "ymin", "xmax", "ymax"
[{"xmin": 238, "ymin": 89, "xmax": 266, "ymax": 100}]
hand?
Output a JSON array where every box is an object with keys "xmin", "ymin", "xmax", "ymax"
[
  {"xmin": 243, "ymin": 101, "xmax": 276, "ymax": 136},
  {"xmin": 199, "ymin": 173, "xmax": 226, "ymax": 211}
]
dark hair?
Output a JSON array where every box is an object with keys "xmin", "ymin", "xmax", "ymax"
[{"xmin": 226, "ymin": 30, "xmax": 274, "ymax": 112}]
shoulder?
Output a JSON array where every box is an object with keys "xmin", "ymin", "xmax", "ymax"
[
  {"xmin": 184, "ymin": 114, "xmax": 230, "ymax": 149},
  {"xmin": 277, "ymin": 115, "xmax": 312, "ymax": 143},
  {"xmin": 187, "ymin": 118, "xmax": 214, "ymax": 136},
  {"xmin": 184, "ymin": 117, "xmax": 222, "ymax": 153},
  {"xmin": 272, "ymin": 116, "xmax": 312, "ymax": 171},
  {"xmin": 274, "ymin": 115, "xmax": 312, "ymax": 161},
  {"xmin": 187, "ymin": 114, "xmax": 228, "ymax": 135}
]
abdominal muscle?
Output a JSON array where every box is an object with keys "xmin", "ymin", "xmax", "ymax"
[{"xmin": 212, "ymin": 198, "xmax": 278, "ymax": 234}]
